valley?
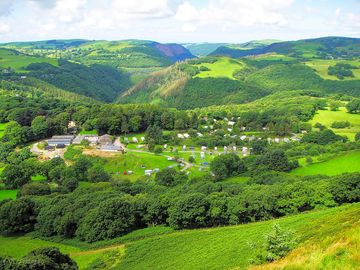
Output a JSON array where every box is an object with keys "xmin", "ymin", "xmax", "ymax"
[{"xmin": 0, "ymin": 35, "xmax": 359, "ymax": 270}]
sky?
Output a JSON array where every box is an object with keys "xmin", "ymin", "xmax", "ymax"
[{"xmin": 0, "ymin": 0, "xmax": 359, "ymax": 43}]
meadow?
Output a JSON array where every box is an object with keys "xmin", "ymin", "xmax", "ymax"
[
  {"xmin": 193, "ymin": 57, "xmax": 244, "ymax": 79},
  {"xmin": 309, "ymin": 107, "xmax": 360, "ymax": 140},
  {"xmin": 0, "ymin": 48, "xmax": 58, "ymax": 72},
  {"xmin": 305, "ymin": 59, "xmax": 360, "ymax": 80},
  {"xmin": 291, "ymin": 151, "xmax": 360, "ymax": 176},
  {"xmin": 0, "ymin": 203, "xmax": 358, "ymax": 270}
]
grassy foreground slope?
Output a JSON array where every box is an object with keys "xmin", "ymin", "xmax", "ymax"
[
  {"xmin": 117, "ymin": 203, "xmax": 360, "ymax": 270},
  {"xmin": 0, "ymin": 204, "xmax": 358, "ymax": 269}
]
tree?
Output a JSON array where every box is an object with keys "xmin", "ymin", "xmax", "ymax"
[
  {"xmin": 0, "ymin": 142, "xmax": 14, "ymax": 162},
  {"xmin": 72, "ymin": 156, "xmax": 91, "ymax": 180},
  {"xmin": 330, "ymin": 173, "xmax": 360, "ymax": 203},
  {"xmin": 31, "ymin": 116, "xmax": 49, "ymax": 139},
  {"xmin": 145, "ymin": 125, "xmax": 163, "ymax": 144},
  {"xmin": 254, "ymin": 224, "xmax": 297, "ymax": 263},
  {"xmin": 301, "ymin": 129, "xmax": 344, "ymax": 145},
  {"xmin": 0, "ymin": 198, "xmax": 37, "ymax": 235},
  {"xmin": 168, "ymin": 193, "xmax": 209, "ymax": 229},
  {"xmin": 87, "ymin": 165, "xmax": 111, "ymax": 182},
  {"xmin": 155, "ymin": 168, "xmax": 179, "ymax": 187},
  {"xmin": 346, "ymin": 99, "xmax": 360, "ymax": 113},
  {"xmin": 77, "ymin": 197, "xmax": 135, "ymax": 242},
  {"xmin": 1, "ymin": 164, "xmax": 31, "ymax": 189},
  {"xmin": 210, "ymin": 153, "xmax": 247, "ymax": 181},
  {"xmin": 329, "ymin": 101, "xmax": 341, "ymax": 111},
  {"xmin": 255, "ymin": 150, "xmax": 293, "ymax": 172},
  {"xmin": 2, "ymin": 121, "xmax": 27, "ymax": 146},
  {"xmin": 129, "ymin": 115, "xmax": 141, "ymax": 132},
  {"xmin": 20, "ymin": 183, "xmax": 51, "ymax": 197}
]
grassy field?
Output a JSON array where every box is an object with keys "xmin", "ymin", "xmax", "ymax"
[
  {"xmin": 0, "ymin": 204, "xmax": 358, "ymax": 269},
  {"xmin": 0, "ymin": 48, "xmax": 58, "ymax": 72},
  {"xmin": 305, "ymin": 59, "xmax": 360, "ymax": 80},
  {"xmin": 309, "ymin": 107, "xmax": 360, "ymax": 140},
  {"xmin": 291, "ymin": 151, "xmax": 360, "ymax": 176},
  {"xmin": 117, "ymin": 203, "xmax": 360, "ymax": 270},
  {"xmin": 193, "ymin": 57, "xmax": 244, "ymax": 79},
  {"xmin": 98, "ymin": 151, "xmax": 178, "ymax": 181}
]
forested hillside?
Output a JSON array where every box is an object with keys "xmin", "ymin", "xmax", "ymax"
[
  {"xmin": 0, "ymin": 39, "xmax": 195, "ymax": 102},
  {"xmin": 119, "ymin": 51, "xmax": 360, "ymax": 108}
]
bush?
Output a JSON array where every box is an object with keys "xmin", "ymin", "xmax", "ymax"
[
  {"xmin": 331, "ymin": 121, "xmax": 350, "ymax": 129},
  {"xmin": 20, "ymin": 183, "xmax": 51, "ymax": 197},
  {"xmin": 252, "ymin": 223, "xmax": 297, "ymax": 263},
  {"xmin": 154, "ymin": 146, "xmax": 163, "ymax": 154},
  {"xmin": 3, "ymin": 247, "xmax": 78, "ymax": 270}
]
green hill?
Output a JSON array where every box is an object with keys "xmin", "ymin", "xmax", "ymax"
[
  {"xmin": 210, "ymin": 37, "xmax": 360, "ymax": 59},
  {"xmin": 119, "ymin": 53, "xmax": 360, "ymax": 109}
]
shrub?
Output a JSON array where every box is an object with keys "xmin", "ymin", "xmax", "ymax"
[{"xmin": 331, "ymin": 121, "xmax": 350, "ymax": 129}]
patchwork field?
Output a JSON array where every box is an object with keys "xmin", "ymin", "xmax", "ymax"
[
  {"xmin": 291, "ymin": 151, "xmax": 360, "ymax": 176},
  {"xmin": 0, "ymin": 204, "xmax": 358, "ymax": 270},
  {"xmin": 305, "ymin": 59, "xmax": 360, "ymax": 80},
  {"xmin": 309, "ymin": 107, "xmax": 360, "ymax": 140},
  {"xmin": 0, "ymin": 48, "xmax": 58, "ymax": 72},
  {"xmin": 193, "ymin": 57, "xmax": 244, "ymax": 79}
]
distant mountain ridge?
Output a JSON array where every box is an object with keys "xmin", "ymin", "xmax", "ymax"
[{"xmin": 210, "ymin": 36, "xmax": 360, "ymax": 59}]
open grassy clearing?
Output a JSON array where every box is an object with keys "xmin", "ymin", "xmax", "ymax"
[
  {"xmin": 116, "ymin": 203, "xmax": 360, "ymax": 270},
  {"xmin": 309, "ymin": 107, "xmax": 360, "ymax": 140},
  {"xmin": 94, "ymin": 151, "xmax": 178, "ymax": 181},
  {"xmin": 0, "ymin": 48, "xmax": 58, "ymax": 72},
  {"xmin": 193, "ymin": 57, "xmax": 244, "ymax": 79},
  {"xmin": 291, "ymin": 151, "xmax": 360, "ymax": 176},
  {"xmin": 305, "ymin": 59, "xmax": 360, "ymax": 80}
]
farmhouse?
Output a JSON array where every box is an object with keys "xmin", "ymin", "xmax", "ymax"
[
  {"xmin": 47, "ymin": 135, "xmax": 74, "ymax": 146},
  {"xmin": 99, "ymin": 134, "xmax": 112, "ymax": 145}
]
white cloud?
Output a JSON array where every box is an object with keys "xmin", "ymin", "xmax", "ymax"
[
  {"xmin": 112, "ymin": 0, "xmax": 177, "ymax": 18},
  {"xmin": 175, "ymin": 0, "xmax": 294, "ymax": 30},
  {"xmin": 0, "ymin": 22, "xmax": 10, "ymax": 34},
  {"xmin": 182, "ymin": 23, "xmax": 197, "ymax": 32}
]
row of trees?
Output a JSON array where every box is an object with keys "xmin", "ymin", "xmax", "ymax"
[{"xmin": 1, "ymin": 167, "xmax": 358, "ymax": 242}]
